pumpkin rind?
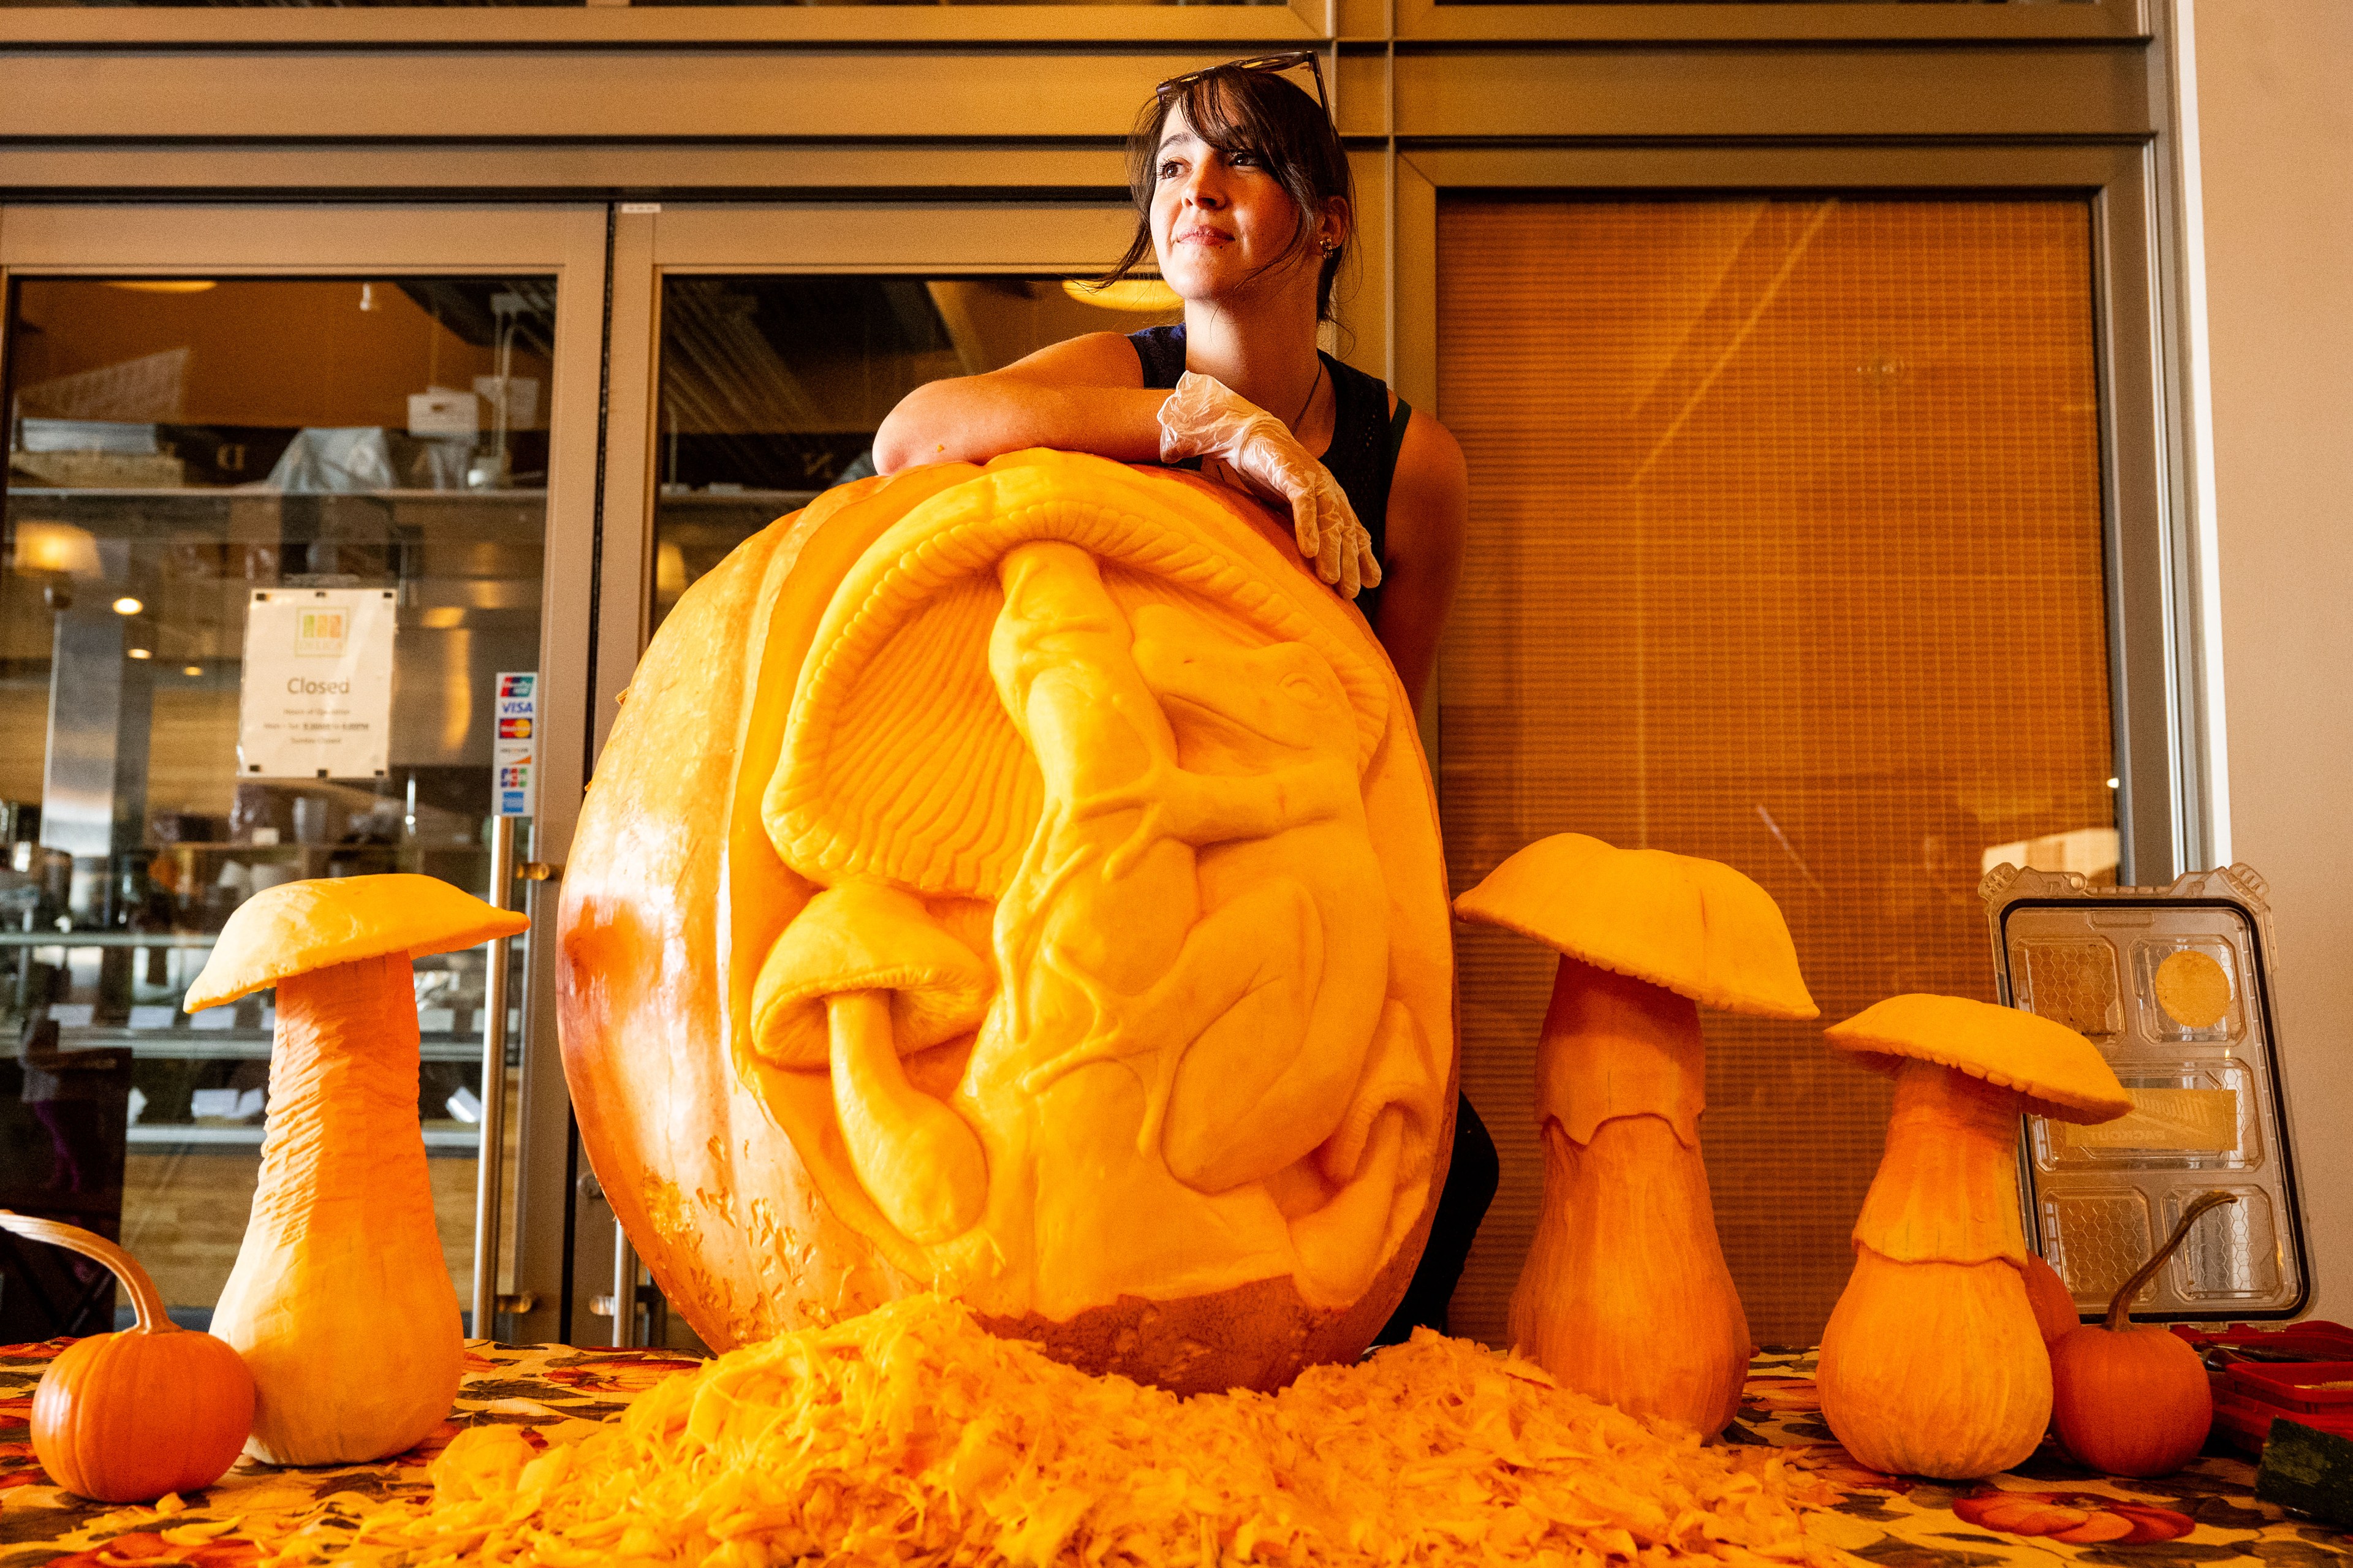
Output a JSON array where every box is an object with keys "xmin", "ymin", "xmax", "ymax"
[
  {"xmin": 206, "ymin": 955, "xmax": 466, "ymax": 1464},
  {"xmin": 1817, "ymin": 1245, "xmax": 2053, "ymax": 1479},
  {"xmin": 0, "ymin": 1213, "xmax": 254, "ymax": 1503},
  {"xmin": 559, "ymin": 453, "xmax": 1455, "ymax": 1392},
  {"xmin": 2018, "ymin": 1254, "xmax": 2079, "ymax": 1344},
  {"xmin": 2050, "ymin": 1325, "xmax": 2213, "ymax": 1477},
  {"xmin": 33, "ymin": 1327, "xmax": 253, "ymax": 1502}
]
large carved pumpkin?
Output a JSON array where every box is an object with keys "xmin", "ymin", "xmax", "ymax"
[{"xmin": 558, "ymin": 450, "xmax": 1455, "ymax": 1393}]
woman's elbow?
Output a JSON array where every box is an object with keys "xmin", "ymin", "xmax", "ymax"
[{"xmin": 872, "ymin": 393, "xmax": 941, "ymax": 475}]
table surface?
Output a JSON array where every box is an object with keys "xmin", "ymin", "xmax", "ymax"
[{"xmin": 0, "ymin": 1337, "xmax": 2343, "ymax": 1568}]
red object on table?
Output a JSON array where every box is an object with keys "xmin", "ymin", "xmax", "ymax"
[{"xmin": 2168, "ymin": 1321, "xmax": 2353, "ymax": 1452}]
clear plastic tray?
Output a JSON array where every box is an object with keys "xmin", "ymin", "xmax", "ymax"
[{"xmin": 1981, "ymin": 863, "xmax": 2309, "ymax": 1319}]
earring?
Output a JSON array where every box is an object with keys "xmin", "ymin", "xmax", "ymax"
[{"xmin": 1319, "ymin": 239, "xmax": 1339, "ymax": 256}]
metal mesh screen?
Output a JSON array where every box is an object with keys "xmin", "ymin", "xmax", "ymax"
[{"xmin": 1435, "ymin": 197, "xmax": 2115, "ymax": 1346}]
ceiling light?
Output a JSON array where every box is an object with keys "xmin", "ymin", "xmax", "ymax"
[
  {"xmin": 2107, "ymin": 778, "xmax": 2120, "ymax": 789},
  {"xmin": 127, "ymin": 647, "xmax": 153, "ymax": 661},
  {"xmin": 183, "ymin": 664, "xmax": 204, "ymax": 677},
  {"xmin": 104, "ymin": 279, "xmax": 217, "ymax": 294},
  {"xmin": 112, "ymin": 596, "xmax": 144, "ymax": 616}
]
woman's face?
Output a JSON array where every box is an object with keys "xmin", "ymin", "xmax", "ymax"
[{"xmin": 1149, "ymin": 101, "xmax": 1327, "ymax": 308}]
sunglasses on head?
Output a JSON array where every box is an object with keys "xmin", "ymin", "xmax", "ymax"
[{"xmin": 1155, "ymin": 50, "xmax": 1330, "ymax": 116}]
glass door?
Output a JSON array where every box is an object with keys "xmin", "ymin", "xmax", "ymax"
[
  {"xmin": 0, "ymin": 207, "xmax": 604, "ymax": 1346},
  {"xmin": 584, "ymin": 203, "xmax": 1148, "ymax": 1346}
]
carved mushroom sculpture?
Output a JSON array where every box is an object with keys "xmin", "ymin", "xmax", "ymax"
[
  {"xmin": 748, "ymin": 879, "xmax": 995, "ymax": 1245},
  {"xmin": 1817, "ymin": 994, "xmax": 2131, "ymax": 1479},
  {"xmin": 188, "ymin": 874, "xmax": 527, "ymax": 1465},
  {"xmin": 1453, "ymin": 833, "xmax": 1817, "ymax": 1436}
]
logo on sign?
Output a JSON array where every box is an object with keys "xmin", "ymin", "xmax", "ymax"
[
  {"xmin": 499, "ymin": 716, "xmax": 534, "ymax": 740},
  {"xmin": 295, "ymin": 608, "xmax": 348, "ymax": 657}
]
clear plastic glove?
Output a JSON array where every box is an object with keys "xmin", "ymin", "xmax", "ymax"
[{"xmin": 1158, "ymin": 371, "xmax": 1382, "ymax": 600}]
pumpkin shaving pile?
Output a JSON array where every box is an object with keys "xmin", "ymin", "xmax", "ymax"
[{"xmin": 303, "ymin": 1295, "xmax": 1843, "ymax": 1567}]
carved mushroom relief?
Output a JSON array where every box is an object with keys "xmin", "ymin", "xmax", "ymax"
[
  {"xmin": 1453, "ymin": 835, "xmax": 1817, "ymax": 1435},
  {"xmin": 559, "ymin": 452, "xmax": 1456, "ymax": 1393}
]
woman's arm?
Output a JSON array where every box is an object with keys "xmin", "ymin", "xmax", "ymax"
[
  {"xmin": 1373, "ymin": 407, "xmax": 1470, "ymax": 716},
  {"xmin": 873, "ymin": 331, "xmax": 1164, "ymax": 474}
]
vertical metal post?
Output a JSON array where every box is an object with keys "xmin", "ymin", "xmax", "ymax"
[
  {"xmin": 470, "ymin": 814, "xmax": 515, "ymax": 1341},
  {"xmin": 612, "ymin": 1219, "xmax": 638, "ymax": 1349}
]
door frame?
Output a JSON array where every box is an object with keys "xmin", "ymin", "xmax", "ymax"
[{"xmin": 0, "ymin": 203, "xmax": 608, "ymax": 1347}]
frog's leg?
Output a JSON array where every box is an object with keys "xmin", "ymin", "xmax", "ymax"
[{"xmin": 1019, "ymin": 879, "xmax": 1319, "ymax": 1163}]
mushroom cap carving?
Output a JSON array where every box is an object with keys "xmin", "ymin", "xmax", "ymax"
[
  {"xmin": 187, "ymin": 873, "xmax": 528, "ymax": 1011},
  {"xmin": 1827, "ymin": 993, "xmax": 2131, "ymax": 1124},
  {"xmin": 1452, "ymin": 833, "xmax": 1817, "ymax": 1020},
  {"xmin": 749, "ymin": 881, "xmax": 993, "ymax": 1069}
]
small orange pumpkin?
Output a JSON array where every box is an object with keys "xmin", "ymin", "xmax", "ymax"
[
  {"xmin": 0, "ymin": 1211, "xmax": 255, "ymax": 1502},
  {"xmin": 2049, "ymin": 1191, "xmax": 2231, "ymax": 1477},
  {"xmin": 2018, "ymin": 1253, "xmax": 2079, "ymax": 1346}
]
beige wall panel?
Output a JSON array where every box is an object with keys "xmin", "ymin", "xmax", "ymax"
[
  {"xmin": 0, "ymin": 7, "xmax": 1320, "ymax": 47},
  {"xmin": 1395, "ymin": 0, "xmax": 2144, "ymax": 44},
  {"xmin": 2192, "ymin": 0, "xmax": 2353, "ymax": 1325},
  {"xmin": 0, "ymin": 51, "xmax": 1262, "ymax": 143},
  {"xmin": 0, "ymin": 145, "xmax": 1131, "ymax": 198},
  {"xmin": 0, "ymin": 45, "xmax": 2151, "ymax": 145},
  {"xmin": 1394, "ymin": 46, "xmax": 2152, "ymax": 138}
]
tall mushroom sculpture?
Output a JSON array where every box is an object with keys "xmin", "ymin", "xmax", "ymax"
[
  {"xmin": 1454, "ymin": 833, "xmax": 1817, "ymax": 1436},
  {"xmin": 187, "ymin": 874, "xmax": 527, "ymax": 1465},
  {"xmin": 1816, "ymin": 994, "xmax": 2130, "ymax": 1480}
]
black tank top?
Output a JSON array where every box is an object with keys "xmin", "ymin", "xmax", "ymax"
[{"xmin": 1129, "ymin": 324, "xmax": 1411, "ymax": 626}]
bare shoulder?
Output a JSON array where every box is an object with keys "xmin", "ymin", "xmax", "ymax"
[
  {"xmin": 992, "ymin": 330, "xmax": 1150, "ymax": 388},
  {"xmin": 1385, "ymin": 401, "xmax": 1469, "ymax": 555}
]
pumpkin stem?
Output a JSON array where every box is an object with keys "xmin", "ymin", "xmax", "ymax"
[
  {"xmin": 2102, "ymin": 1190, "xmax": 2236, "ymax": 1331},
  {"xmin": 0, "ymin": 1211, "xmax": 175, "ymax": 1335}
]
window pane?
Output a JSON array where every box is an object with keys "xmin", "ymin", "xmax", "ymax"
[
  {"xmin": 1436, "ymin": 198, "xmax": 2115, "ymax": 1344},
  {"xmin": 1, "ymin": 276, "xmax": 553, "ymax": 1334},
  {"xmin": 651, "ymin": 275, "xmax": 1178, "ymax": 631}
]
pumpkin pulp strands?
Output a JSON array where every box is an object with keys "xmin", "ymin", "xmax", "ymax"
[
  {"xmin": 210, "ymin": 951, "xmax": 465, "ymax": 1466},
  {"xmin": 0, "ymin": 1212, "xmax": 254, "ymax": 1502}
]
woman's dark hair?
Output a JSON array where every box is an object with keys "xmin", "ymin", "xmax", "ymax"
[{"xmin": 1102, "ymin": 64, "xmax": 1355, "ymax": 324}]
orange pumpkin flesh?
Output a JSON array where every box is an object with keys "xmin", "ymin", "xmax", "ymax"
[
  {"xmin": 1507, "ymin": 963, "xmax": 1751, "ymax": 1436},
  {"xmin": 0, "ymin": 1213, "xmax": 253, "ymax": 1502},
  {"xmin": 559, "ymin": 455, "xmax": 1455, "ymax": 1392},
  {"xmin": 2050, "ymin": 1190, "xmax": 2230, "ymax": 1477}
]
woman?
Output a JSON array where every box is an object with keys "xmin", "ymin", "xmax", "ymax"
[{"xmin": 873, "ymin": 53, "xmax": 1495, "ymax": 1339}]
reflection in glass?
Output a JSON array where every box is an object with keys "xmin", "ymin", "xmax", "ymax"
[
  {"xmin": 651, "ymin": 275, "xmax": 1178, "ymax": 630},
  {"xmin": 1436, "ymin": 199, "xmax": 2115, "ymax": 1346},
  {"xmin": 1, "ymin": 277, "xmax": 553, "ymax": 1331}
]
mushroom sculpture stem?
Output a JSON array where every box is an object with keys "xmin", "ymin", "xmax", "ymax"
[
  {"xmin": 825, "ymin": 989, "xmax": 989, "ymax": 1243},
  {"xmin": 187, "ymin": 874, "xmax": 528, "ymax": 1468},
  {"xmin": 1454, "ymin": 835, "xmax": 1817, "ymax": 1438},
  {"xmin": 1512, "ymin": 961, "xmax": 1748, "ymax": 1434},
  {"xmin": 213, "ymin": 953, "xmax": 457, "ymax": 1464},
  {"xmin": 1816, "ymin": 994, "xmax": 2130, "ymax": 1480}
]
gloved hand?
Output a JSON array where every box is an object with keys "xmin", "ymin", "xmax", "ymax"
[{"xmin": 1158, "ymin": 371, "xmax": 1382, "ymax": 600}]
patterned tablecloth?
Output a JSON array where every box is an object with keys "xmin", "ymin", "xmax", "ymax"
[{"xmin": 0, "ymin": 1336, "xmax": 2344, "ymax": 1567}]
